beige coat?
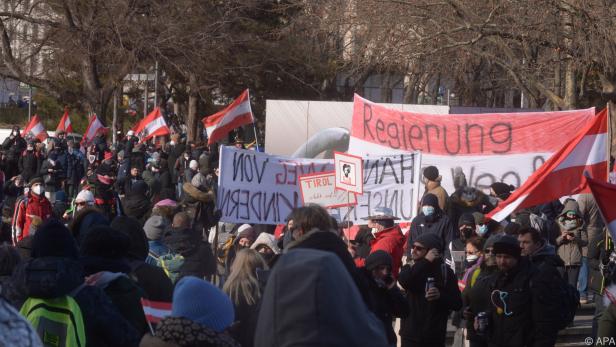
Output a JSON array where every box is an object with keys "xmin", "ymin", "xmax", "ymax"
[{"xmin": 424, "ymin": 179, "xmax": 449, "ymax": 212}]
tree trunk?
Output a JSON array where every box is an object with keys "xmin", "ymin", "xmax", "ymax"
[{"xmin": 187, "ymin": 73, "xmax": 199, "ymax": 143}]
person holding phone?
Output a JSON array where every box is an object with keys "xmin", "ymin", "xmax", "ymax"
[
  {"xmin": 398, "ymin": 233, "xmax": 462, "ymax": 347},
  {"xmin": 361, "ymin": 250, "xmax": 409, "ymax": 346},
  {"xmin": 556, "ymin": 199, "xmax": 587, "ymax": 288}
]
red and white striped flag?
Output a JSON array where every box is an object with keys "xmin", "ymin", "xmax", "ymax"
[
  {"xmin": 131, "ymin": 107, "xmax": 170, "ymax": 143},
  {"xmin": 56, "ymin": 109, "xmax": 73, "ymax": 133},
  {"xmin": 21, "ymin": 115, "xmax": 48, "ymax": 142},
  {"xmin": 202, "ymin": 89, "xmax": 254, "ymax": 145},
  {"xmin": 586, "ymin": 174, "xmax": 616, "ymax": 240},
  {"xmin": 140, "ymin": 298, "xmax": 172, "ymax": 324},
  {"xmin": 488, "ymin": 109, "xmax": 609, "ymax": 222},
  {"xmin": 81, "ymin": 114, "xmax": 108, "ymax": 146}
]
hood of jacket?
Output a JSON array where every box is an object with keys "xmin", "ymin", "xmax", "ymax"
[
  {"xmin": 182, "ymin": 183, "xmax": 215, "ymax": 203},
  {"xmin": 254, "ymin": 248, "xmax": 388, "ymax": 347},
  {"xmin": 163, "ymin": 228, "xmax": 200, "ymax": 255},
  {"xmin": 450, "ymin": 187, "xmax": 486, "ymax": 208},
  {"xmin": 14, "ymin": 257, "xmax": 84, "ymax": 299},
  {"xmin": 530, "ymin": 240, "xmax": 564, "ymax": 267},
  {"xmin": 559, "ymin": 199, "xmax": 582, "ymax": 217}
]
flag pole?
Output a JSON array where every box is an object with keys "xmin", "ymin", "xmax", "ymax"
[
  {"xmin": 607, "ymin": 102, "xmax": 613, "ymax": 181},
  {"xmin": 246, "ymin": 89, "xmax": 260, "ymax": 151}
]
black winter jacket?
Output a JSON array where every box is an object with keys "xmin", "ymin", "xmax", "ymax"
[
  {"xmin": 398, "ymin": 258, "xmax": 462, "ymax": 346},
  {"xmin": 10, "ymin": 257, "xmax": 140, "ymax": 347},
  {"xmin": 163, "ymin": 227, "xmax": 216, "ymax": 281},
  {"xmin": 485, "ymin": 258, "xmax": 561, "ymax": 347}
]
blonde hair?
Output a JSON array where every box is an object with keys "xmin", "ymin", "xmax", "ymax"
[{"xmin": 223, "ymin": 249, "xmax": 268, "ymax": 306}]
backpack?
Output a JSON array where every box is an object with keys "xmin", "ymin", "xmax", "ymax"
[
  {"xmin": 534, "ymin": 263, "xmax": 580, "ymax": 330},
  {"xmin": 20, "ymin": 288, "xmax": 86, "ymax": 347},
  {"xmin": 160, "ymin": 252, "xmax": 185, "ymax": 283}
]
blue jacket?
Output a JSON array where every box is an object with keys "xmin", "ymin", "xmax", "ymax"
[{"xmin": 146, "ymin": 240, "xmax": 170, "ymax": 266}]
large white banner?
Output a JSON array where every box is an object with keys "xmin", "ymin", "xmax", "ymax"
[
  {"xmin": 217, "ymin": 146, "xmax": 422, "ymax": 224},
  {"xmin": 349, "ymin": 95, "xmax": 596, "ymax": 194}
]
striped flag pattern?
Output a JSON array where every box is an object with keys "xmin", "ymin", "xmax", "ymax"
[
  {"xmin": 488, "ymin": 109, "xmax": 609, "ymax": 222},
  {"xmin": 202, "ymin": 89, "xmax": 254, "ymax": 145}
]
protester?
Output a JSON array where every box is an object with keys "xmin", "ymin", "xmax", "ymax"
[
  {"xmin": 484, "ymin": 235, "xmax": 562, "ymax": 347},
  {"xmin": 162, "ymin": 212, "xmax": 216, "ymax": 282},
  {"xmin": 111, "ymin": 216, "xmax": 174, "ymax": 302},
  {"xmin": 225, "ymin": 224, "xmax": 257, "ymax": 274},
  {"xmin": 255, "ymin": 248, "xmax": 388, "ymax": 347},
  {"xmin": 224, "ymin": 249, "xmax": 268, "ymax": 347},
  {"xmin": 143, "ymin": 215, "xmax": 170, "ymax": 266},
  {"xmin": 421, "ymin": 166, "xmax": 448, "ymax": 211},
  {"xmin": 122, "ymin": 180, "xmax": 151, "ymax": 224},
  {"xmin": 578, "ymin": 193, "xmax": 604, "ymax": 304},
  {"xmin": 462, "ymin": 235, "xmax": 500, "ymax": 347},
  {"xmin": 398, "ymin": 232, "xmax": 462, "ymax": 347},
  {"xmin": 448, "ymin": 186, "xmax": 494, "ymax": 226},
  {"xmin": 361, "ymin": 250, "xmax": 409, "ymax": 346},
  {"xmin": 18, "ymin": 142, "xmax": 40, "ymax": 183},
  {"xmin": 12, "ymin": 219, "xmax": 141, "ymax": 346},
  {"xmin": 39, "ymin": 151, "xmax": 64, "ymax": 203},
  {"xmin": 249, "ymin": 232, "xmax": 281, "ymax": 267},
  {"xmin": 362, "ymin": 207, "xmax": 405, "ymax": 278},
  {"xmin": 555, "ymin": 199, "xmax": 588, "ymax": 288},
  {"xmin": 2, "ymin": 126, "xmax": 27, "ymax": 178},
  {"xmin": 140, "ymin": 276, "xmax": 239, "ymax": 347},
  {"xmin": 518, "ymin": 227, "xmax": 563, "ymax": 271},
  {"xmin": 14, "ymin": 177, "xmax": 52, "ymax": 242},
  {"xmin": 409, "ymin": 193, "xmax": 456, "ymax": 266},
  {"xmin": 79, "ymin": 224, "xmax": 149, "ymax": 336}
]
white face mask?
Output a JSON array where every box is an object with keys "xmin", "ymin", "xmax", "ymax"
[
  {"xmin": 371, "ymin": 227, "xmax": 379, "ymax": 236},
  {"xmin": 466, "ymin": 254, "xmax": 479, "ymax": 262},
  {"xmin": 170, "ymin": 141, "xmax": 175, "ymax": 146},
  {"xmin": 422, "ymin": 206, "xmax": 435, "ymax": 216},
  {"xmin": 32, "ymin": 185, "xmax": 44, "ymax": 196}
]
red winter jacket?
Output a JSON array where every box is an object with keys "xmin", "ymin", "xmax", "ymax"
[
  {"xmin": 15, "ymin": 193, "xmax": 52, "ymax": 241},
  {"xmin": 370, "ymin": 225, "xmax": 405, "ymax": 278}
]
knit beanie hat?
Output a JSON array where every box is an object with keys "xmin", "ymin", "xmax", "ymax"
[
  {"xmin": 492, "ymin": 235, "xmax": 521, "ymax": 258},
  {"xmin": 484, "ymin": 234, "xmax": 501, "ymax": 251},
  {"xmin": 423, "ymin": 166, "xmax": 439, "ymax": 181},
  {"xmin": 421, "ymin": 193, "xmax": 439, "ymax": 208},
  {"xmin": 172, "ymin": 276, "xmax": 235, "ymax": 332},
  {"xmin": 365, "ymin": 250, "xmax": 392, "ymax": 271},
  {"xmin": 143, "ymin": 215, "xmax": 168, "ymax": 241},
  {"xmin": 414, "ymin": 233, "xmax": 442, "ymax": 251},
  {"xmin": 491, "ymin": 182, "xmax": 514, "ymax": 199},
  {"xmin": 32, "ymin": 219, "xmax": 79, "ymax": 259},
  {"xmin": 80, "ymin": 225, "xmax": 130, "ymax": 259},
  {"xmin": 472, "ymin": 212, "xmax": 485, "ymax": 225},
  {"xmin": 111, "ymin": 216, "xmax": 149, "ymax": 261},
  {"xmin": 458, "ymin": 213, "xmax": 475, "ymax": 227},
  {"xmin": 237, "ymin": 224, "xmax": 256, "ymax": 242},
  {"xmin": 75, "ymin": 190, "xmax": 94, "ymax": 204}
]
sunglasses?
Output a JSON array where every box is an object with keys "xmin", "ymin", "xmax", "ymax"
[{"xmin": 412, "ymin": 244, "xmax": 426, "ymax": 251}]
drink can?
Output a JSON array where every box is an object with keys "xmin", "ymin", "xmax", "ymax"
[
  {"xmin": 477, "ymin": 312, "xmax": 488, "ymax": 335},
  {"xmin": 425, "ymin": 277, "xmax": 435, "ymax": 292}
]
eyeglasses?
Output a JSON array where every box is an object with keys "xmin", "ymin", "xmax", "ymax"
[{"xmin": 411, "ymin": 244, "xmax": 426, "ymax": 251}]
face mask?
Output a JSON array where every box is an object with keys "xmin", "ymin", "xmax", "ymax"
[
  {"xmin": 563, "ymin": 220, "xmax": 577, "ymax": 230},
  {"xmin": 466, "ymin": 254, "xmax": 479, "ymax": 263},
  {"xmin": 27, "ymin": 147, "xmax": 33, "ymax": 152},
  {"xmin": 476, "ymin": 224, "xmax": 488, "ymax": 236},
  {"xmin": 152, "ymin": 167, "xmax": 159, "ymax": 173},
  {"xmin": 371, "ymin": 227, "xmax": 379, "ymax": 236},
  {"xmin": 184, "ymin": 155, "xmax": 190, "ymax": 159},
  {"xmin": 170, "ymin": 141, "xmax": 175, "ymax": 146},
  {"xmin": 422, "ymin": 206, "xmax": 435, "ymax": 216},
  {"xmin": 32, "ymin": 185, "xmax": 44, "ymax": 195}
]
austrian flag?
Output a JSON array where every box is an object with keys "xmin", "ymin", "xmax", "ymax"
[
  {"xmin": 22, "ymin": 115, "xmax": 48, "ymax": 142},
  {"xmin": 81, "ymin": 114, "xmax": 108, "ymax": 146},
  {"xmin": 202, "ymin": 89, "xmax": 254, "ymax": 145},
  {"xmin": 140, "ymin": 298, "xmax": 171, "ymax": 324},
  {"xmin": 487, "ymin": 109, "xmax": 609, "ymax": 221},
  {"xmin": 586, "ymin": 175, "xmax": 616, "ymax": 240},
  {"xmin": 56, "ymin": 109, "xmax": 73, "ymax": 133},
  {"xmin": 132, "ymin": 107, "xmax": 170, "ymax": 143}
]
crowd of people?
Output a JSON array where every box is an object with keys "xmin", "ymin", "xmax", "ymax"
[{"xmin": 0, "ymin": 124, "xmax": 614, "ymax": 347}]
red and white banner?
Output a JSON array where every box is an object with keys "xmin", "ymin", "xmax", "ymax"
[
  {"xmin": 56, "ymin": 109, "xmax": 73, "ymax": 133},
  {"xmin": 202, "ymin": 89, "xmax": 254, "ymax": 145},
  {"xmin": 22, "ymin": 115, "xmax": 48, "ymax": 142},
  {"xmin": 487, "ymin": 109, "xmax": 608, "ymax": 221},
  {"xmin": 132, "ymin": 107, "xmax": 170, "ymax": 143},
  {"xmin": 81, "ymin": 114, "xmax": 108, "ymax": 146},
  {"xmin": 585, "ymin": 174, "xmax": 616, "ymax": 240},
  {"xmin": 140, "ymin": 298, "xmax": 171, "ymax": 324},
  {"xmin": 349, "ymin": 94, "xmax": 596, "ymax": 193}
]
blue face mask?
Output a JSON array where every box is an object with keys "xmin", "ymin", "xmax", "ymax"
[
  {"xmin": 476, "ymin": 224, "xmax": 488, "ymax": 236},
  {"xmin": 422, "ymin": 206, "xmax": 435, "ymax": 216}
]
